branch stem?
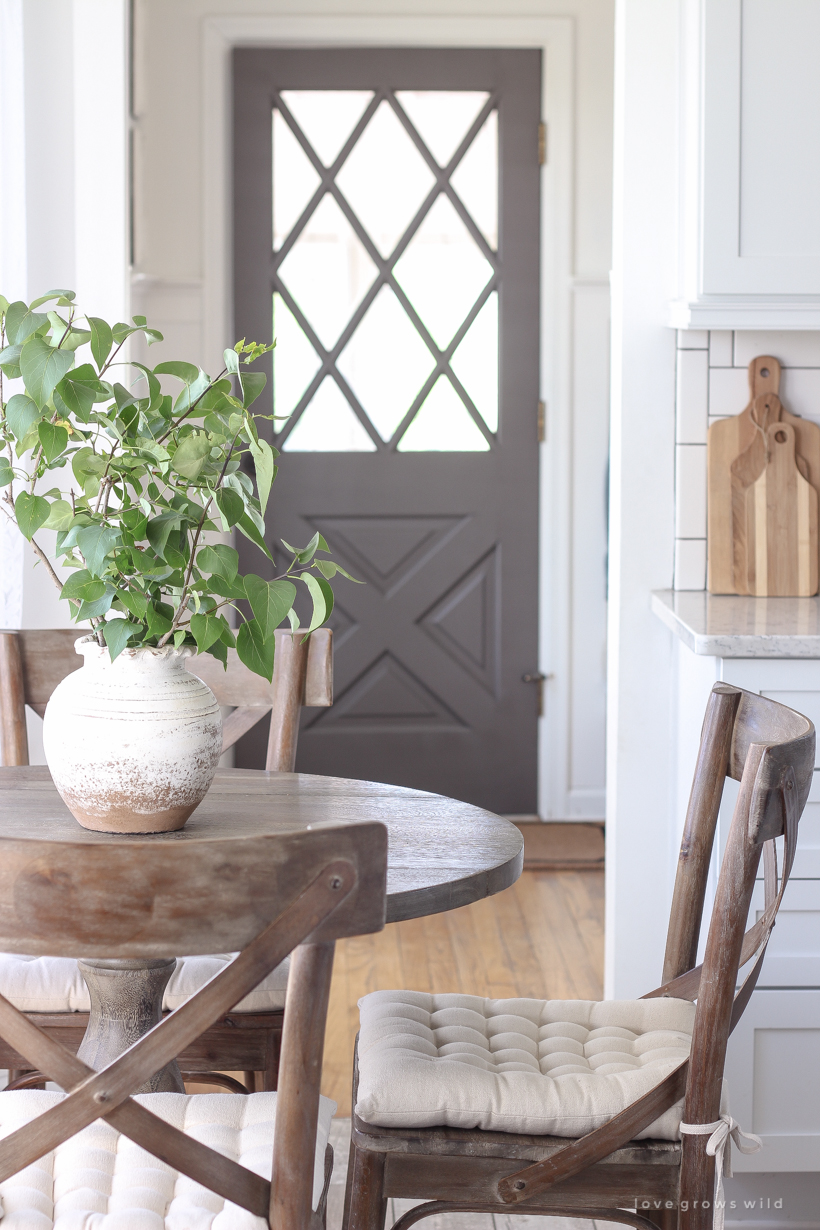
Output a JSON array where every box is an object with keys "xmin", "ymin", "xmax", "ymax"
[
  {"xmin": 157, "ymin": 366, "xmax": 229, "ymax": 445},
  {"xmin": 156, "ymin": 430, "xmax": 240, "ymax": 647}
]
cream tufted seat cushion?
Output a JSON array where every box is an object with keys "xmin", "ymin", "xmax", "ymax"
[
  {"xmin": 0, "ymin": 1089, "xmax": 335, "ymax": 1226},
  {"xmin": 0, "ymin": 954, "xmax": 289, "ymax": 1014},
  {"xmin": 356, "ymin": 991, "xmax": 704, "ymax": 1140}
]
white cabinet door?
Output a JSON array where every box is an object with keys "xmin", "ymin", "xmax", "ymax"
[
  {"xmin": 725, "ymin": 990, "xmax": 820, "ymax": 1171},
  {"xmin": 701, "ymin": 0, "xmax": 820, "ymax": 295}
]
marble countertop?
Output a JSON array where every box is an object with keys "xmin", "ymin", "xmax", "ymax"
[{"xmin": 651, "ymin": 590, "xmax": 820, "ymax": 657}]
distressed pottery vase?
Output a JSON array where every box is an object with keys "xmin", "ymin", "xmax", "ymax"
[{"xmin": 43, "ymin": 637, "xmax": 222, "ymax": 833}]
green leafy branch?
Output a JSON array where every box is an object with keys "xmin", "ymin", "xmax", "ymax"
[{"xmin": 0, "ymin": 291, "xmax": 361, "ymax": 679}]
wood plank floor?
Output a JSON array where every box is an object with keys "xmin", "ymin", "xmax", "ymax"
[{"xmin": 323, "ymin": 868, "xmax": 605, "ymax": 1115}]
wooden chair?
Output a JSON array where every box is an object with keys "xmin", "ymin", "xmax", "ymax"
[
  {"xmin": 344, "ymin": 683, "xmax": 815, "ymax": 1230},
  {"xmin": 0, "ymin": 625, "xmax": 332, "ymax": 1093},
  {"xmin": 0, "ymin": 810, "xmax": 387, "ymax": 1228}
]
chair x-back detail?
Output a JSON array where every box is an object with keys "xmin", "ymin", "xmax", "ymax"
[
  {"xmin": 0, "ymin": 626, "xmax": 333, "ymax": 1094},
  {"xmin": 344, "ymin": 684, "xmax": 815, "ymax": 1230},
  {"xmin": 0, "ymin": 818, "xmax": 386, "ymax": 1228}
]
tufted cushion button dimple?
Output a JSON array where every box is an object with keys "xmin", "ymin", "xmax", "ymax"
[
  {"xmin": 539, "ymin": 1036, "xmax": 584, "ymax": 1056},
  {"xmin": 355, "ymin": 991, "xmax": 725, "ymax": 1140},
  {"xmin": 486, "ymin": 1016, "xmax": 540, "ymax": 1043},
  {"xmin": 584, "ymin": 1036, "xmax": 635, "ymax": 1057},
  {"xmin": 540, "ymin": 1021, "xmax": 589, "ymax": 1041},
  {"xmin": 541, "ymin": 1052, "xmax": 591, "ymax": 1072},
  {"xmin": 0, "ymin": 1090, "xmax": 335, "ymax": 1227},
  {"xmin": 489, "ymin": 1032, "xmax": 539, "ymax": 1057}
]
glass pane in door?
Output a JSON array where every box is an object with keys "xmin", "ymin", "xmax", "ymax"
[
  {"xmin": 394, "ymin": 91, "xmax": 489, "ymax": 166},
  {"xmin": 271, "ymin": 89, "xmax": 499, "ymax": 451}
]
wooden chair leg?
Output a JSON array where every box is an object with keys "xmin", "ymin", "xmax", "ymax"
[
  {"xmin": 343, "ymin": 1144, "xmax": 387, "ymax": 1230},
  {"xmin": 261, "ymin": 1029, "xmax": 281, "ymax": 1091},
  {"xmin": 645, "ymin": 1211, "xmax": 678, "ymax": 1230}
]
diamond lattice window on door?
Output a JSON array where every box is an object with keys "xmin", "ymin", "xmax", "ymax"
[
  {"xmin": 271, "ymin": 89, "xmax": 499, "ymax": 453},
  {"xmin": 233, "ymin": 49, "xmax": 541, "ymax": 814}
]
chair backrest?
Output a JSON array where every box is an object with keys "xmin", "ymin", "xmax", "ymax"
[
  {"xmin": 662, "ymin": 684, "xmax": 814, "ymax": 1208},
  {"xmin": 0, "ymin": 626, "xmax": 332, "ymax": 772},
  {"xmin": 0, "ymin": 817, "xmax": 387, "ymax": 1230},
  {"xmin": 495, "ymin": 682, "xmax": 815, "ymax": 1210},
  {"xmin": 663, "ymin": 683, "xmax": 814, "ymax": 985}
]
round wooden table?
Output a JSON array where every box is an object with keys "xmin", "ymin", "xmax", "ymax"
[{"xmin": 0, "ymin": 766, "xmax": 523, "ymax": 1089}]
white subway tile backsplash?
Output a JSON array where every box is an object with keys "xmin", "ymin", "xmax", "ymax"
[
  {"xmin": 674, "ymin": 329, "xmax": 820, "ymax": 591},
  {"xmin": 709, "ymin": 331, "xmax": 733, "ymax": 367},
  {"xmin": 675, "ymin": 445, "xmax": 707, "ymax": 538},
  {"xmin": 677, "ymin": 329, "xmax": 709, "ymax": 350},
  {"xmin": 708, "ymin": 366, "xmax": 749, "ymax": 417},
  {"xmin": 779, "ymin": 368, "xmax": 820, "ymax": 421},
  {"xmin": 734, "ymin": 331, "xmax": 820, "ymax": 368},
  {"xmin": 676, "ymin": 349, "xmax": 708, "ymax": 443},
  {"xmin": 674, "ymin": 539, "xmax": 707, "ymax": 590}
]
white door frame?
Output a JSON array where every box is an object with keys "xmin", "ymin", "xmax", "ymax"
[{"xmin": 199, "ymin": 14, "xmax": 577, "ymax": 819}]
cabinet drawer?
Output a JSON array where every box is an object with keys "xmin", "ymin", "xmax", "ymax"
[
  {"xmin": 748, "ymin": 880, "xmax": 820, "ymax": 987},
  {"xmin": 755, "ymin": 799, "xmax": 820, "ymax": 879},
  {"xmin": 724, "ymin": 990, "xmax": 820, "ymax": 1172}
]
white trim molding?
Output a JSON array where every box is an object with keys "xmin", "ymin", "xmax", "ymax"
[
  {"xmin": 670, "ymin": 296, "xmax": 820, "ymax": 332},
  {"xmin": 197, "ymin": 13, "xmax": 591, "ymax": 820}
]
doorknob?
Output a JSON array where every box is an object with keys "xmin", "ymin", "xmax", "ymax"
[{"xmin": 522, "ymin": 671, "xmax": 552, "ymax": 717}]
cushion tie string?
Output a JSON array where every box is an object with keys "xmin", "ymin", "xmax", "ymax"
[{"xmin": 680, "ymin": 1115, "xmax": 762, "ymax": 1230}]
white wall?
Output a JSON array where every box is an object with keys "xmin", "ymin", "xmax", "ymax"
[
  {"xmin": 606, "ymin": 0, "xmax": 679, "ymax": 997},
  {"xmin": 132, "ymin": 0, "xmax": 615, "ymax": 820},
  {"xmin": 0, "ymin": 0, "xmax": 129, "ymax": 762},
  {"xmin": 0, "ymin": 0, "xmax": 129, "ymax": 643}
]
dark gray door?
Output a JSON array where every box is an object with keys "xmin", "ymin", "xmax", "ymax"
[{"xmin": 233, "ymin": 48, "xmax": 541, "ymax": 813}]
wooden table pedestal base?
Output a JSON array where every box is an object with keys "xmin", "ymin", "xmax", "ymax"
[{"xmin": 77, "ymin": 958, "xmax": 185, "ymax": 1093}]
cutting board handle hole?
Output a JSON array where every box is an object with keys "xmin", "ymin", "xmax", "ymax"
[
  {"xmin": 760, "ymin": 366, "xmax": 770, "ymax": 377},
  {"xmin": 775, "ymin": 430, "xmax": 787, "ymax": 443}
]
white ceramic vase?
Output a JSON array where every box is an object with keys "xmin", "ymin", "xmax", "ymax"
[{"xmin": 43, "ymin": 636, "xmax": 222, "ymax": 833}]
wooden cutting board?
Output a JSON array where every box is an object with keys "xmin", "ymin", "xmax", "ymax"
[
  {"xmin": 707, "ymin": 356, "xmax": 820, "ymax": 592},
  {"xmin": 738, "ymin": 422, "xmax": 818, "ymax": 597}
]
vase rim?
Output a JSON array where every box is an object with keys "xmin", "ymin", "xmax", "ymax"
[{"xmin": 74, "ymin": 634, "xmax": 195, "ymax": 663}]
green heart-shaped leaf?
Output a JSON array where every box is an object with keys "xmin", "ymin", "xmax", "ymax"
[
  {"xmin": 19, "ymin": 337, "xmax": 74, "ymax": 409},
  {"xmin": 6, "ymin": 301, "xmax": 49, "ymax": 345},
  {"xmin": 88, "ymin": 317, "xmax": 113, "ymax": 370},
  {"xmin": 249, "ymin": 436, "xmax": 276, "ymax": 514},
  {"xmin": 37, "ymin": 420, "xmax": 69, "ymax": 463},
  {"xmin": 197, "ymin": 543, "xmax": 239, "ymax": 581},
  {"xmin": 300, "ymin": 571, "xmax": 334, "ymax": 633},
  {"xmin": 215, "ymin": 487, "xmax": 244, "ymax": 529},
  {"xmin": 244, "ymin": 575, "xmax": 296, "ymax": 641},
  {"xmin": 103, "ymin": 618, "xmax": 137, "ymax": 662},
  {"xmin": 43, "ymin": 500, "xmax": 74, "ymax": 531},
  {"xmin": 14, "ymin": 491, "xmax": 50, "ymax": 540},
  {"xmin": 76, "ymin": 525, "xmax": 121, "ymax": 576},
  {"xmin": 5, "ymin": 394, "xmax": 40, "ymax": 442},
  {"xmin": 60, "ymin": 569, "xmax": 107, "ymax": 603},
  {"xmin": 236, "ymin": 618, "xmax": 275, "ymax": 682},
  {"xmin": 172, "ymin": 433, "xmax": 211, "ymax": 480}
]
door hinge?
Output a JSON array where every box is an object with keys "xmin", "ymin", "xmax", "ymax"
[
  {"xmin": 537, "ymin": 400, "xmax": 546, "ymax": 443},
  {"xmin": 538, "ymin": 122, "xmax": 547, "ymax": 166},
  {"xmin": 522, "ymin": 671, "xmax": 553, "ymax": 717}
]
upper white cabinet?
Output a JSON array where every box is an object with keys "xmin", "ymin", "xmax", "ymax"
[{"xmin": 672, "ymin": 0, "xmax": 820, "ymax": 328}]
